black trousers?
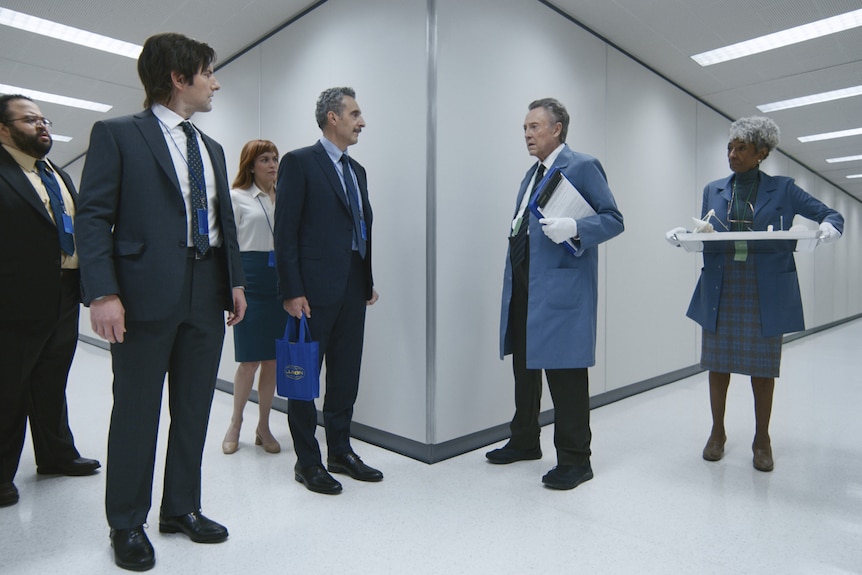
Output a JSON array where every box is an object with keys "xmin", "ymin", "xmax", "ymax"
[
  {"xmin": 0, "ymin": 270, "xmax": 81, "ymax": 483},
  {"xmin": 105, "ymin": 254, "xmax": 227, "ymax": 529},
  {"xmin": 508, "ymin": 241, "xmax": 591, "ymax": 466},
  {"xmin": 288, "ymin": 252, "xmax": 368, "ymax": 467}
]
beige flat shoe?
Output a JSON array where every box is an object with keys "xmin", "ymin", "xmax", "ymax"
[{"xmin": 255, "ymin": 431, "xmax": 281, "ymax": 454}]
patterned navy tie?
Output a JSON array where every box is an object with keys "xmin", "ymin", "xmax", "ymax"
[
  {"xmin": 340, "ymin": 153, "xmax": 366, "ymax": 259},
  {"xmin": 35, "ymin": 160, "xmax": 75, "ymax": 256},
  {"xmin": 510, "ymin": 163, "xmax": 545, "ymax": 268},
  {"xmin": 182, "ymin": 121, "xmax": 210, "ymax": 255}
]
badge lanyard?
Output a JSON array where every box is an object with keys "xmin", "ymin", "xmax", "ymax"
[{"xmin": 256, "ymin": 193, "xmax": 276, "ymax": 267}]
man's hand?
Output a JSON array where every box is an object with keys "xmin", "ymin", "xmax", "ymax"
[
  {"xmin": 226, "ymin": 288, "xmax": 247, "ymax": 327},
  {"xmin": 90, "ymin": 295, "xmax": 126, "ymax": 344},
  {"xmin": 284, "ymin": 296, "xmax": 311, "ymax": 318}
]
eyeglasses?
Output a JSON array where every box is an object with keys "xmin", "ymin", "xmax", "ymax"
[{"xmin": 3, "ymin": 116, "xmax": 53, "ymax": 128}]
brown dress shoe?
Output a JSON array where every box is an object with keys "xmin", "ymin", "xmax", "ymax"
[
  {"xmin": 753, "ymin": 443, "xmax": 774, "ymax": 472},
  {"xmin": 702, "ymin": 435, "xmax": 726, "ymax": 461}
]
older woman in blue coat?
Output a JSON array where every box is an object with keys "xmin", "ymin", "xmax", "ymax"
[
  {"xmin": 669, "ymin": 116, "xmax": 843, "ymax": 472},
  {"xmin": 488, "ymin": 98, "xmax": 623, "ymax": 490}
]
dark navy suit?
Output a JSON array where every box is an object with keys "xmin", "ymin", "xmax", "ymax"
[
  {"xmin": 275, "ymin": 141, "xmax": 373, "ymax": 467},
  {"xmin": 76, "ymin": 109, "xmax": 244, "ymax": 529}
]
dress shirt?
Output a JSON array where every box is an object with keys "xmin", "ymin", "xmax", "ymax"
[
  {"xmin": 511, "ymin": 143, "xmax": 565, "ymax": 235},
  {"xmin": 230, "ymin": 184, "xmax": 275, "ymax": 252},
  {"xmin": 151, "ymin": 104, "xmax": 221, "ymax": 248},
  {"xmin": 2, "ymin": 144, "xmax": 78, "ymax": 269}
]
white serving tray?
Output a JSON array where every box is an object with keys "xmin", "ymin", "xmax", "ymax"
[{"xmin": 675, "ymin": 230, "xmax": 821, "ymax": 253}]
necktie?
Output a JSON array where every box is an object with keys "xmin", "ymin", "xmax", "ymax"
[
  {"xmin": 182, "ymin": 121, "xmax": 210, "ymax": 255},
  {"xmin": 340, "ymin": 154, "xmax": 366, "ymax": 259},
  {"xmin": 35, "ymin": 160, "xmax": 75, "ymax": 256},
  {"xmin": 510, "ymin": 163, "xmax": 545, "ymax": 268}
]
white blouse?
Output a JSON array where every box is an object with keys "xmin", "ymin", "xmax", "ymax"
[{"xmin": 229, "ymin": 184, "xmax": 276, "ymax": 252}]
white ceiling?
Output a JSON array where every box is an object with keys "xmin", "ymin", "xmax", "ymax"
[{"xmin": 2, "ymin": 0, "xmax": 861, "ymax": 199}]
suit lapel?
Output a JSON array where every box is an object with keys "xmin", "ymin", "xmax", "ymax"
[
  {"xmin": 312, "ymin": 142, "xmax": 351, "ymax": 212},
  {"xmin": 0, "ymin": 146, "xmax": 55, "ymax": 224},
  {"xmin": 133, "ymin": 110, "xmax": 182, "ymax": 193},
  {"xmin": 754, "ymin": 172, "xmax": 776, "ymax": 215}
]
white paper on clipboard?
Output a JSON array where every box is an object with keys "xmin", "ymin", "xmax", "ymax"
[{"xmin": 528, "ymin": 168, "xmax": 595, "ymax": 254}]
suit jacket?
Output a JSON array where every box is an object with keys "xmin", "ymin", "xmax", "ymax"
[
  {"xmin": 500, "ymin": 145, "xmax": 624, "ymax": 369},
  {"xmin": 686, "ymin": 172, "xmax": 844, "ymax": 337},
  {"xmin": 274, "ymin": 141, "xmax": 373, "ymax": 306},
  {"xmin": 0, "ymin": 146, "xmax": 79, "ymax": 321},
  {"xmin": 75, "ymin": 109, "xmax": 244, "ymax": 321}
]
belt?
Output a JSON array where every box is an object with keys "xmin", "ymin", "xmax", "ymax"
[
  {"xmin": 187, "ymin": 246, "xmax": 223, "ymax": 260},
  {"xmin": 60, "ymin": 268, "xmax": 80, "ymax": 279}
]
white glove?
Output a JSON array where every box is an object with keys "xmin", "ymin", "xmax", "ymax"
[
  {"xmin": 819, "ymin": 222, "xmax": 841, "ymax": 243},
  {"xmin": 665, "ymin": 227, "xmax": 687, "ymax": 247},
  {"xmin": 539, "ymin": 217, "xmax": 578, "ymax": 244}
]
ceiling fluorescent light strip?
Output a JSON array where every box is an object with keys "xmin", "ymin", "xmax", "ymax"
[
  {"xmin": 0, "ymin": 83, "xmax": 112, "ymax": 113},
  {"xmin": 826, "ymin": 154, "xmax": 862, "ymax": 163},
  {"xmin": 798, "ymin": 127, "xmax": 862, "ymax": 143},
  {"xmin": 758, "ymin": 85, "xmax": 862, "ymax": 112},
  {"xmin": 692, "ymin": 8, "xmax": 862, "ymax": 66},
  {"xmin": 847, "ymin": 174, "xmax": 862, "ymax": 179},
  {"xmin": 0, "ymin": 8, "xmax": 141, "ymax": 59},
  {"xmin": 52, "ymin": 135, "xmax": 73, "ymax": 142}
]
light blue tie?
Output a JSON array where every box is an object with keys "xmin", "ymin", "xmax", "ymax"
[{"xmin": 340, "ymin": 154, "xmax": 366, "ymax": 259}]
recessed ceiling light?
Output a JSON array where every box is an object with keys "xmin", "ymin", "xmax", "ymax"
[
  {"xmin": 758, "ymin": 85, "xmax": 862, "ymax": 112},
  {"xmin": 52, "ymin": 134, "xmax": 73, "ymax": 143},
  {"xmin": 826, "ymin": 154, "xmax": 862, "ymax": 163},
  {"xmin": 798, "ymin": 127, "xmax": 862, "ymax": 143},
  {"xmin": 0, "ymin": 83, "xmax": 112, "ymax": 113},
  {"xmin": 0, "ymin": 8, "xmax": 141, "ymax": 59},
  {"xmin": 692, "ymin": 8, "xmax": 862, "ymax": 66}
]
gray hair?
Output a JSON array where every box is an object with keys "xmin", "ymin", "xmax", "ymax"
[
  {"xmin": 529, "ymin": 98, "xmax": 569, "ymax": 143},
  {"xmin": 729, "ymin": 116, "xmax": 780, "ymax": 152},
  {"xmin": 315, "ymin": 87, "xmax": 356, "ymax": 129}
]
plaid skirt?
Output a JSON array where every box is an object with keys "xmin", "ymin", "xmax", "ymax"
[{"xmin": 701, "ymin": 253, "xmax": 782, "ymax": 377}]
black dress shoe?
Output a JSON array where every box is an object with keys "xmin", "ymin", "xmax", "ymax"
[
  {"xmin": 541, "ymin": 463, "xmax": 594, "ymax": 490},
  {"xmin": 0, "ymin": 482, "xmax": 19, "ymax": 507},
  {"xmin": 295, "ymin": 463, "xmax": 343, "ymax": 494},
  {"xmin": 111, "ymin": 526, "xmax": 155, "ymax": 571},
  {"xmin": 327, "ymin": 452, "xmax": 383, "ymax": 482},
  {"xmin": 485, "ymin": 445, "xmax": 542, "ymax": 464},
  {"xmin": 159, "ymin": 510, "xmax": 228, "ymax": 543},
  {"xmin": 37, "ymin": 457, "xmax": 101, "ymax": 476}
]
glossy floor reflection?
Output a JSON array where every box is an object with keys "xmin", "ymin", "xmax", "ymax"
[{"xmin": 2, "ymin": 320, "xmax": 861, "ymax": 574}]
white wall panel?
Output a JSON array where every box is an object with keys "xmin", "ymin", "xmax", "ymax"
[
  {"xmin": 434, "ymin": 0, "xmax": 609, "ymax": 442},
  {"xmin": 604, "ymin": 49, "xmax": 699, "ymax": 390}
]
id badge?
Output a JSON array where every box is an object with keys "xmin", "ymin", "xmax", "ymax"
[
  {"xmin": 196, "ymin": 208, "xmax": 209, "ymax": 235},
  {"xmin": 360, "ymin": 220, "xmax": 367, "ymax": 241},
  {"xmin": 734, "ymin": 240, "xmax": 748, "ymax": 262},
  {"xmin": 267, "ymin": 250, "xmax": 275, "ymax": 267},
  {"xmin": 62, "ymin": 213, "xmax": 74, "ymax": 234}
]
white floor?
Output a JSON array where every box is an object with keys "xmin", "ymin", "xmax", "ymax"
[{"xmin": 2, "ymin": 320, "xmax": 862, "ymax": 575}]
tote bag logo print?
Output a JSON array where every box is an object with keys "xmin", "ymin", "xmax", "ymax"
[{"xmin": 284, "ymin": 365, "xmax": 305, "ymax": 380}]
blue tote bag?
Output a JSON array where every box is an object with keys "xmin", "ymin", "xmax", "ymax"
[{"xmin": 276, "ymin": 313, "xmax": 320, "ymax": 401}]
